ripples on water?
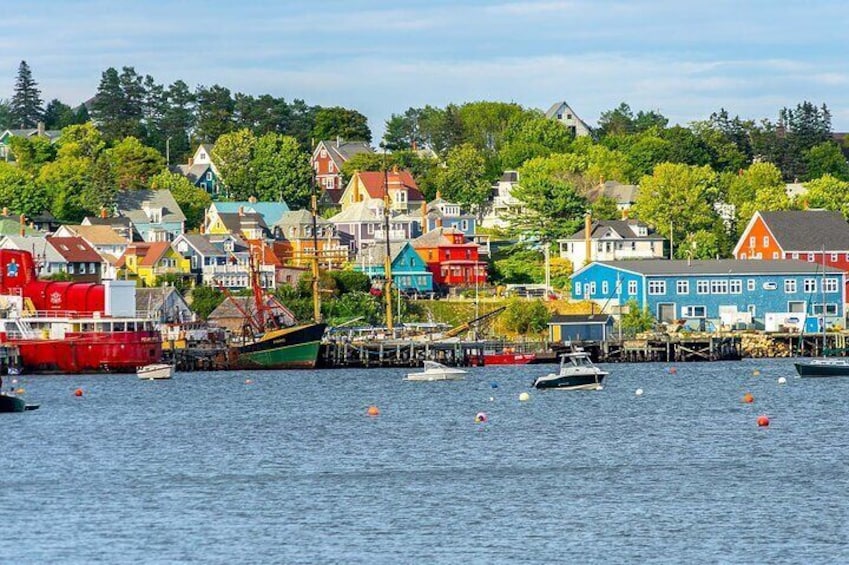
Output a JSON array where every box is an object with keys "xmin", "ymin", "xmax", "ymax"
[{"xmin": 2, "ymin": 359, "xmax": 849, "ymax": 564}]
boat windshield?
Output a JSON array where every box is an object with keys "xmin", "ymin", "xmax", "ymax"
[
  {"xmin": 566, "ymin": 354, "xmax": 593, "ymax": 367},
  {"xmin": 423, "ymin": 361, "xmax": 447, "ymax": 371}
]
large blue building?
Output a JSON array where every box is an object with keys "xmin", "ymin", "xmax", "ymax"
[
  {"xmin": 354, "ymin": 242, "xmax": 434, "ymax": 294},
  {"xmin": 571, "ymin": 260, "xmax": 846, "ymax": 330}
]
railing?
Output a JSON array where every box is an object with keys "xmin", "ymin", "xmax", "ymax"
[{"xmin": 202, "ymin": 264, "xmax": 275, "ymax": 274}]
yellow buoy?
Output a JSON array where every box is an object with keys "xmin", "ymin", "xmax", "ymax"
[{"xmin": 519, "ymin": 392, "xmax": 530, "ymax": 402}]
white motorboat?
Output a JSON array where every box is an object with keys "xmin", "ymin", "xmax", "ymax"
[
  {"xmin": 405, "ymin": 361, "xmax": 467, "ymax": 381},
  {"xmin": 532, "ymin": 349, "xmax": 608, "ymax": 390},
  {"xmin": 137, "ymin": 363, "xmax": 174, "ymax": 380}
]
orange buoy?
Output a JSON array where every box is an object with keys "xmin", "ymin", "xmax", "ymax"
[
  {"xmin": 669, "ymin": 367, "xmax": 677, "ymax": 375},
  {"xmin": 74, "ymin": 388, "xmax": 83, "ymax": 397},
  {"xmin": 757, "ymin": 415, "xmax": 770, "ymax": 427},
  {"xmin": 366, "ymin": 405, "xmax": 380, "ymax": 417},
  {"xmin": 15, "ymin": 388, "xmax": 24, "ymax": 394},
  {"xmin": 743, "ymin": 392, "xmax": 754, "ymax": 404}
]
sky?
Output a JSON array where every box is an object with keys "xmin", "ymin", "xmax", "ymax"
[{"xmin": 2, "ymin": 0, "xmax": 848, "ymax": 137}]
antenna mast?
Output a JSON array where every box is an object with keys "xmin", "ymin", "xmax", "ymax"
[{"xmin": 382, "ymin": 145, "xmax": 394, "ymax": 331}]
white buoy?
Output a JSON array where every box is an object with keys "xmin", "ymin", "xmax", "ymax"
[
  {"xmin": 635, "ymin": 388, "xmax": 644, "ymax": 396},
  {"xmin": 519, "ymin": 392, "xmax": 531, "ymax": 402},
  {"xmin": 778, "ymin": 376, "xmax": 787, "ymax": 385},
  {"xmin": 489, "ymin": 396, "xmax": 495, "ymax": 402}
]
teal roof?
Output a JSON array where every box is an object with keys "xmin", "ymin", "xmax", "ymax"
[{"xmin": 213, "ymin": 201, "xmax": 290, "ymax": 225}]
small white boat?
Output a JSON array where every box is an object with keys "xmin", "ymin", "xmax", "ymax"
[
  {"xmin": 137, "ymin": 363, "xmax": 174, "ymax": 380},
  {"xmin": 533, "ymin": 349, "xmax": 608, "ymax": 391},
  {"xmin": 405, "ymin": 361, "xmax": 467, "ymax": 381}
]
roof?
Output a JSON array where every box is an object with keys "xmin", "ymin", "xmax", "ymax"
[
  {"xmin": 46, "ymin": 236, "xmax": 102, "ymax": 262},
  {"xmin": 172, "ymin": 163, "xmax": 212, "ymax": 183},
  {"xmin": 274, "ymin": 209, "xmax": 332, "ymax": 229},
  {"xmin": 0, "ymin": 235, "xmax": 65, "ymax": 264},
  {"xmin": 584, "ymin": 259, "xmax": 844, "ymax": 277},
  {"xmin": 499, "ymin": 171, "xmax": 519, "ymax": 183},
  {"xmin": 212, "ymin": 201, "xmax": 290, "ymax": 225},
  {"xmin": 137, "ymin": 242, "xmax": 173, "ymax": 267},
  {"xmin": 0, "ymin": 128, "xmax": 61, "ymax": 141},
  {"xmin": 756, "ymin": 210, "xmax": 849, "ymax": 251},
  {"xmin": 564, "ymin": 220, "xmax": 663, "ymax": 241},
  {"xmin": 176, "ymin": 233, "xmax": 226, "ymax": 257},
  {"xmin": 0, "ymin": 218, "xmax": 42, "ymax": 236},
  {"xmin": 584, "ymin": 180, "xmax": 639, "ymax": 204},
  {"xmin": 115, "ymin": 189, "xmax": 187, "ymax": 224},
  {"xmin": 135, "ymin": 287, "xmax": 190, "ymax": 315},
  {"xmin": 354, "ymin": 170, "xmax": 425, "ymax": 202},
  {"xmin": 316, "ymin": 139, "xmax": 373, "ymax": 168},
  {"xmin": 328, "ymin": 199, "xmax": 386, "ymax": 223},
  {"xmin": 217, "ymin": 212, "xmax": 270, "ymax": 237},
  {"xmin": 412, "ymin": 227, "xmax": 478, "ymax": 248},
  {"xmin": 549, "ymin": 314, "xmax": 614, "ymax": 325},
  {"xmin": 207, "ymin": 296, "xmax": 290, "ymax": 320},
  {"xmin": 64, "ymin": 225, "xmax": 129, "ymax": 245},
  {"xmin": 355, "ymin": 242, "xmax": 409, "ymax": 266},
  {"xmin": 322, "ymin": 188, "xmax": 345, "ymax": 205}
]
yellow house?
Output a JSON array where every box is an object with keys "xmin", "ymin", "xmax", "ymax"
[
  {"xmin": 339, "ymin": 169, "xmax": 426, "ymax": 212},
  {"xmin": 120, "ymin": 242, "xmax": 192, "ymax": 287}
]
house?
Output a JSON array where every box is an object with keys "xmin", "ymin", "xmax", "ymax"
[
  {"xmin": 0, "ymin": 122, "xmax": 61, "ymax": 161},
  {"xmin": 81, "ymin": 215, "xmax": 139, "ymax": 242},
  {"xmin": 549, "ymin": 314, "xmax": 615, "ymax": 343},
  {"xmin": 115, "ymin": 189, "xmax": 186, "ymax": 242},
  {"xmin": 0, "ymin": 213, "xmax": 42, "ymax": 237},
  {"xmin": 207, "ymin": 295, "xmax": 296, "ymax": 333},
  {"xmin": 405, "ymin": 195, "xmax": 476, "ymax": 238},
  {"xmin": 482, "ymin": 171, "xmax": 523, "ymax": 229},
  {"xmin": 558, "ymin": 219, "xmax": 666, "ymax": 266},
  {"xmin": 54, "ymin": 224, "xmax": 131, "ymax": 280},
  {"xmin": 0, "ymin": 235, "xmax": 67, "ymax": 278},
  {"xmin": 570, "ymin": 259, "xmax": 845, "ymax": 331},
  {"xmin": 328, "ymin": 199, "xmax": 415, "ymax": 253},
  {"xmin": 544, "ymin": 101, "xmax": 592, "ymax": 137},
  {"xmin": 119, "ymin": 241, "xmax": 191, "ymax": 287},
  {"xmin": 171, "ymin": 144, "xmax": 221, "ymax": 196},
  {"xmin": 205, "ymin": 199, "xmax": 290, "ymax": 238},
  {"xmin": 45, "ymin": 236, "xmax": 103, "ymax": 282},
  {"xmin": 354, "ymin": 242, "xmax": 434, "ymax": 294},
  {"xmin": 311, "ymin": 138, "xmax": 373, "ymax": 194},
  {"xmin": 734, "ymin": 211, "xmax": 849, "ymax": 290},
  {"xmin": 338, "ymin": 168, "xmax": 425, "ymax": 213},
  {"xmin": 411, "ymin": 227, "xmax": 487, "ymax": 288},
  {"xmin": 272, "ymin": 210, "xmax": 349, "ymax": 269},
  {"xmin": 27, "ymin": 210, "xmax": 62, "ymax": 232},
  {"xmin": 207, "ymin": 209, "xmax": 271, "ymax": 241},
  {"xmin": 584, "ymin": 180, "xmax": 640, "ymax": 211},
  {"xmin": 136, "ymin": 287, "xmax": 194, "ymax": 323},
  {"xmin": 172, "ymin": 233, "xmax": 276, "ymax": 289}
]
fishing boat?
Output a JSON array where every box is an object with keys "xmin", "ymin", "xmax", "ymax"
[
  {"xmin": 405, "ymin": 361, "xmax": 467, "ymax": 381},
  {"xmin": 532, "ymin": 349, "xmax": 608, "ymax": 390},
  {"xmin": 0, "ymin": 249, "xmax": 161, "ymax": 373},
  {"xmin": 137, "ymin": 363, "xmax": 174, "ymax": 380}
]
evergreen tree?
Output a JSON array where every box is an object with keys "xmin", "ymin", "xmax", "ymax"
[
  {"xmin": 195, "ymin": 84, "xmax": 235, "ymax": 143},
  {"xmin": 0, "ymin": 99, "xmax": 11, "ymax": 129},
  {"xmin": 10, "ymin": 61, "xmax": 44, "ymax": 128}
]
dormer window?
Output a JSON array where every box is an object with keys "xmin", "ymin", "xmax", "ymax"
[{"xmin": 394, "ymin": 190, "xmax": 407, "ymax": 203}]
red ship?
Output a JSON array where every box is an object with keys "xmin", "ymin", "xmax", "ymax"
[
  {"xmin": 0, "ymin": 249, "xmax": 161, "ymax": 373},
  {"xmin": 483, "ymin": 351, "xmax": 537, "ymax": 365}
]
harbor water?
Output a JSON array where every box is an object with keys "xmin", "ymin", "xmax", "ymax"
[{"xmin": 3, "ymin": 359, "xmax": 849, "ymax": 564}]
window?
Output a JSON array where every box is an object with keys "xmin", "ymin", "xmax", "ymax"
[
  {"xmin": 749, "ymin": 236, "xmax": 756, "ymax": 248},
  {"xmin": 730, "ymin": 280, "xmax": 742, "ymax": 294},
  {"xmin": 206, "ymin": 172, "xmax": 212, "ymax": 181},
  {"xmin": 461, "ymin": 220, "xmax": 469, "ymax": 231},
  {"xmin": 367, "ymin": 223, "xmax": 374, "ymax": 234},
  {"xmin": 812, "ymin": 303, "xmax": 839, "ymax": 315},
  {"xmin": 574, "ymin": 282, "xmax": 582, "ymax": 296},
  {"xmin": 824, "ymin": 278, "xmax": 839, "ymax": 293},
  {"xmin": 676, "ymin": 280, "xmax": 689, "ymax": 294},
  {"xmin": 602, "ymin": 281, "xmax": 609, "ymax": 295},
  {"xmin": 763, "ymin": 236, "xmax": 769, "ymax": 247},
  {"xmin": 792, "ymin": 253, "xmax": 799, "ymax": 260},
  {"xmin": 628, "ymin": 280, "xmax": 637, "ymax": 295},
  {"xmin": 808, "ymin": 253, "xmax": 815, "ymax": 262},
  {"xmin": 772, "ymin": 252, "xmax": 780, "ymax": 259},
  {"xmin": 785, "ymin": 279, "xmax": 797, "ymax": 293},
  {"xmin": 710, "ymin": 280, "xmax": 728, "ymax": 294},
  {"xmin": 697, "ymin": 280, "xmax": 709, "ymax": 294},
  {"xmin": 682, "ymin": 305, "xmax": 706, "ymax": 318},
  {"xmin": 328, "ymin": 162, "xmax": 334, "ymax": 173},
  {"xmin": 648, "ymin": 280, "xmax": 666, "ymax": 295},
  {"xmin": 747, "ymin": 279, "xmax": 756, "ymax": 291},
  {"xmin": 588, "ymin": 282, "xmax": 596, "ymax": 295},
  {"xmin": 832, "ymin": 253, "xmax": 839, "ymax": 262},
  {"xmin": 89, "ymin": 262, "xmax": 96, "ymax": 274},
  {"xmin": 804, "ymin": 278, "xmax": 817, "ymax": 293},
  {"xmin": 68, "ymin": 264, "xmax": 75, "ymax": 274}
]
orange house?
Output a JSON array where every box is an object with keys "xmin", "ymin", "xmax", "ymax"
[{"xmin": 411, "ymin": 227, "xmax": 487, "ymax": 288}]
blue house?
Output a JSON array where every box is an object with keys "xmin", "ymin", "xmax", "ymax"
[
  {"xmin": 354, "ymin": 242, "xmax": 434, "ymax": 294},
  {"xmin": 571, "ymin": 260, "xmax": 846, "ymax": 331}
]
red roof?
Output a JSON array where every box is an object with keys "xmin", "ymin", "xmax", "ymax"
[
  {"xmin": 47, "ymin": 237, "xmax": 102, "ymax": 262},
  {"xmin": 137, "ymin": 242, "xmax": 173, "ymax": 267},
  {"xmin": 355, "ymin": 170, "xmax": 424, "ymax": 202}
]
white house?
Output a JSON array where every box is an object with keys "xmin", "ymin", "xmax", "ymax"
[
  {"xmin": 544, "ymin": 101, "xmax": 592, "ymax": 137},
  {"xmin": 558, "ymin": 220, "xmax": 666, "ymax": 266},
  {"xmin": 481, "ymin": 171, "xmax": 524, "ymax": 229}
]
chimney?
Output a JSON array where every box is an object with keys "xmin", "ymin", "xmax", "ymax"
[
  {"xmin": 100, "ymin": 207, "xmax": 108, "ymax": 219},
  {"xmin": 248, "ymin": 195, "xmax": 257, "ymax": 204},
  {"xmin": 19, "ymin": 214, "xmax": 25, "ymax": 237},
  {"xmin": 336, "ymin": 135, "xmax": 341, "ymax": 148},
  {"xmin": 411, "ymin": 140, "xmax": 417, "ymax": 151},
  {"xmin": 584, "ymin": 212, "xmax": 592, "ymax": 266},
  {"xmin": 238, "ymin": 206, "xmax": 245, "ymax": 216},
  {"xmin": 621, "ymin": 208, "xmax": 629, "ymax": 220},
  {"xmin": 436, "ymin": 190, "xmax": 441, "ymax": 200},
  {"xmin": 200, "ymin": 223, "xmax": 205, "ymax": 234},
  {"xmin": 421, "ymin": 201, "xmax": 428, "ymax": 234},
  {"xmin": 188, "ymin": 157, "xmax": 194, "ymax": 166},
  {"xmin": 37, "ymin": 121, "xmax": 45, "ymax": 136}
]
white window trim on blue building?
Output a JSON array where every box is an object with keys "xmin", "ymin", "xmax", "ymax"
[
  {"xmin": 628, "ymin": 280, "xmax": 637, "ymax": 295},
  {"xmin": 648, "ymin": 280, "xmax": 666, "ymax": 295},
  {"xmin": 784, "ymin": 279, "xmax": 797, "ymax": 293},
  {"xmin": 697, "ymin": 280, "xmax": 709, "ymax": 294},
  {"xmin": 676, "ymin": 280, "xmax": 689, "ymax": 294},
  {"xmin": 682, "ymin": 305, "xmax": 706, "ymax": 318}
]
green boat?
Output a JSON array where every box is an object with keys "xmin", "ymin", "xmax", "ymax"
[{"xmin": 236, "ymin": 323, "xmax": 327, "ymax": 369}]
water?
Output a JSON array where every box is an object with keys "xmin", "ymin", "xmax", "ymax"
[{"xmin": 3, "ymin": 359, "xmax": 849, "ymax": 564}]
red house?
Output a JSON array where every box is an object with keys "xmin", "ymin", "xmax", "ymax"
[
  {"xmin": 411, "ymin": 227, "xmax": 487, "ymax": 288},
  {"xmin": 311, "ymin": 138, "xmax": 373, "ymax": 196},
  {"xmin": 734, "ymin": 210, "xmax": 849, "ymax": 287}
]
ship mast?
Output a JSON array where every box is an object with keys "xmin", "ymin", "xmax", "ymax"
[
  {"xmin": 310, "ymin": 170, "xmax": 322, "ymax": 324},
  {"xmin": 382, "ymin": 146, "xmax": 394, "ymax": 331}
]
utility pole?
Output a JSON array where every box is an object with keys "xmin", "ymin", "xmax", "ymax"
[
  {"xmin": 310, "ymin": 154, "xmax": 321, "ymax": 323},
  {"xmin": 381, "ymin": 143, "xmax": 394, "ymax": 331}
]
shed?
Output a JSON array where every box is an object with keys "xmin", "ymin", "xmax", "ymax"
[{"xmin": 549, "ymin": 314, "xmax": 614, "ymax": 342}]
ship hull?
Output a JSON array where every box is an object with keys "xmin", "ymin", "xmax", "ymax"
[
  {"xmin": 236, "ymin": 323, "xmax": 326, "ymax": 370},
  {"xmin": 10, "ymin": 331, "xmax": 162, "ymax": 374}
]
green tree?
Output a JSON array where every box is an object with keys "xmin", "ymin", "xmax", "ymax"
[
  {"xmin": 631, "ymin": 163, "xmax": 721, "ymax": 257},
  {"xmin": 802, "ymin": 175, "xmax": 849, "ymax": 219},
  {"xmin": 727, "ymin": 162, "xmax": 790, "ymax": 234},
  {"xmin": 189, "ymin": 286, "xmax": 226, "ymax": 320},
  {"xmin": 502, "ymin": 299, "xmax": 550, "ymax": 334},
  {"xmin": 56, "ymin": 122, "xmax": 107, "ymax": 160},
  {"xmin": 9, "ymin": 61, "xmax": 43, "ymax": 128},
  {"xmin": 804, "ymin": 142, "xmax": 849, "ymax": 181},
  {"xmin": 328, "ymin": 269, "xmax": 372, "ymax": 294},
  {"xmin": 510, "ymin": 154, "xmax": 590, "ymax": 242},
  {"xmin": 91, "ymin": 67, "xmax": 144, "ymax": 141},
  {"xmin": 623, "ymin": 131, "xmax": 673, "ymax": 178},
  {"xmin": 0, "ymin": 162, "xmax": 49, "ymax": 217},
  {"xmin": 311, "ymin": 106, "xmax": 371, "ymax": 143},
  {"xmin": 383, "ymin": 107, "xmax": 425, "ymax": 151},
  {"xmin": 150, "ymin": 171, "xmax": 211, "ymax": 230},
  {"xmin": 43, "ymin": 99, "xmax": 83, "ymax": 130},
  {"xmin": 106, "ymin": 136, "xmax": 164, "ymax": 190},
  {"xmin": 620, "ymin": 299, "xmax": 655, "ymax": 336},
  {"xmin": 212, "ymin": 129, "xmax": 256, "ymax": 198},
  {"xmin": 7, "ymin": 135, "xmax": 56, "ymax": 172},
  {"xmin": 0, "ymin": 98, "xmax": 10, "ymax": 129},
  {"xmin": 591, "ymin": 195, "xmax": 620, "ymax": 220},
  {"xmin": 434, "ymin": 143, "xmax": 492, "ymax": 216},
  {"xmin": 689, "ymin": 120, "xmax": 748, "ymax": 173},
  {"xmin": 195, "ymin": 84, "xmax": 235, "ymax": 143},
  {"xmin": 419, "ymin": 104, "xmax": 464, "ymax": 155},
  {"xmin": 38, "ymin": 156, "xmax": 96, "ymax": 221},
  {"xmin": 457, "ymin": 101, "xmax": 529, "ymax": 152},
  {"xmin": 253, "ymin": 133, "xmax": 312, "ymax": 207},
  {"xmin": 498, "ymin": 114, "xmax": 574, "ymax": 169},
  {"xmin": 160, "ymin": 80, "xmax": 196, "ymax": 165}
]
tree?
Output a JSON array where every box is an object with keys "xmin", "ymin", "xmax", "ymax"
[
  {"xmin": 211, "ymin": 129, "xmax": 256, "ymax": 198},
  {"xmin": 43, "ymin": 99, "xmax": 82, "ymax": 130},
  {"xmin": 457, "ymin": 101, "xmax": 529, "ymax": 153},
  {"xmin": 150, "ymin": 171, "xmax": 211, "ymax": 230},
  {"xmin": 252, "ymin": 133, "xmax": 312, "ymax": 207},
  {"xmin": 7, "ymin": 136, "xmax": 56, "ymax": 172},
  {"xmin": 9, "ymin": 61, "xmax": 43, "ymax": 128},
  {"xmin": 56, "ymin": 122, "xmax": 107, "ymax": 160},
  {"xmin": 689, "ymin": 120, "xmax": 748, "ymax": 173},
  {"xmin": 623, "ymin": 130, "xmax": 673, "ymax": 178},
  {"xmin": 631, "ymin": 163, "xmax": 721, "ymax": 257},
  {"xmin": 510, "ymin": 154, "xmax": 590, "ymax": 242},
  {"xmin": 804, "ymin": 142, "xmax": 849, "ymax": 181},
  {"xmin": 38, "ymin": 156, "xmax": 98, "ymax": 222},
  {"xmin": 419, "ymin": 104, "xmax": 464, "ymax": 155},
  {"xmin": 498, "ymin": 114, "xmax": 574, "ymax": 169},
  {"xmin": 160, "ymin": 80, "xmax": 196, "ymax": 165},
  {"xmin": 802, "ymin": 175, "xmax": 849, "ymax": 219},
  {"xmin": 0, "ymin": 99, "xmax": 10, "ymax": 129},
  {"xmin": 106, "ymin": 137, "xmax": 164, "ymax": 190},
  {"xmin": 328, "ymin": 270, "xmax": 372, "ymax": 294},
  {"xmin": 195, "ymin": 84, "xmax": 235, "ymax": 143},
  {"xmin": 311, "ymin": 106, "xmax": 371, "ymax": 143},
  {"xmin": 189, "ymin": 286, "xmax": 225, "ymax": 320},
  {"xmin": 727, "ymin": 162, "xmax": 790, "ymax": 234},
  {"xmin": 620, "ymin": 299, "xmax": 655, "ymax": 336},
  {"xmin": 383, "ymin": 107, "xmax": 425, "ymax": 151},
  {"xmin": 597, "ymin": 102, "xmax": 635, "ymax": 137},
  {"xmin": 591, "ymin": 195, "xmax": 620, "ymax": 220},
  {"xmin": 91, "ymin": 67, "xmax": 146, "ymax": 141},
  {"xmin": 0, "ymin": 162, "xmax": 48, "ymax": 217},
  {"xmin": 502, "ymin": 299, "xmax": 550, "ymax": 335},
  {"xmin": 434, "ymin": 143, "xmax": 492, "ymax": 216}
]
